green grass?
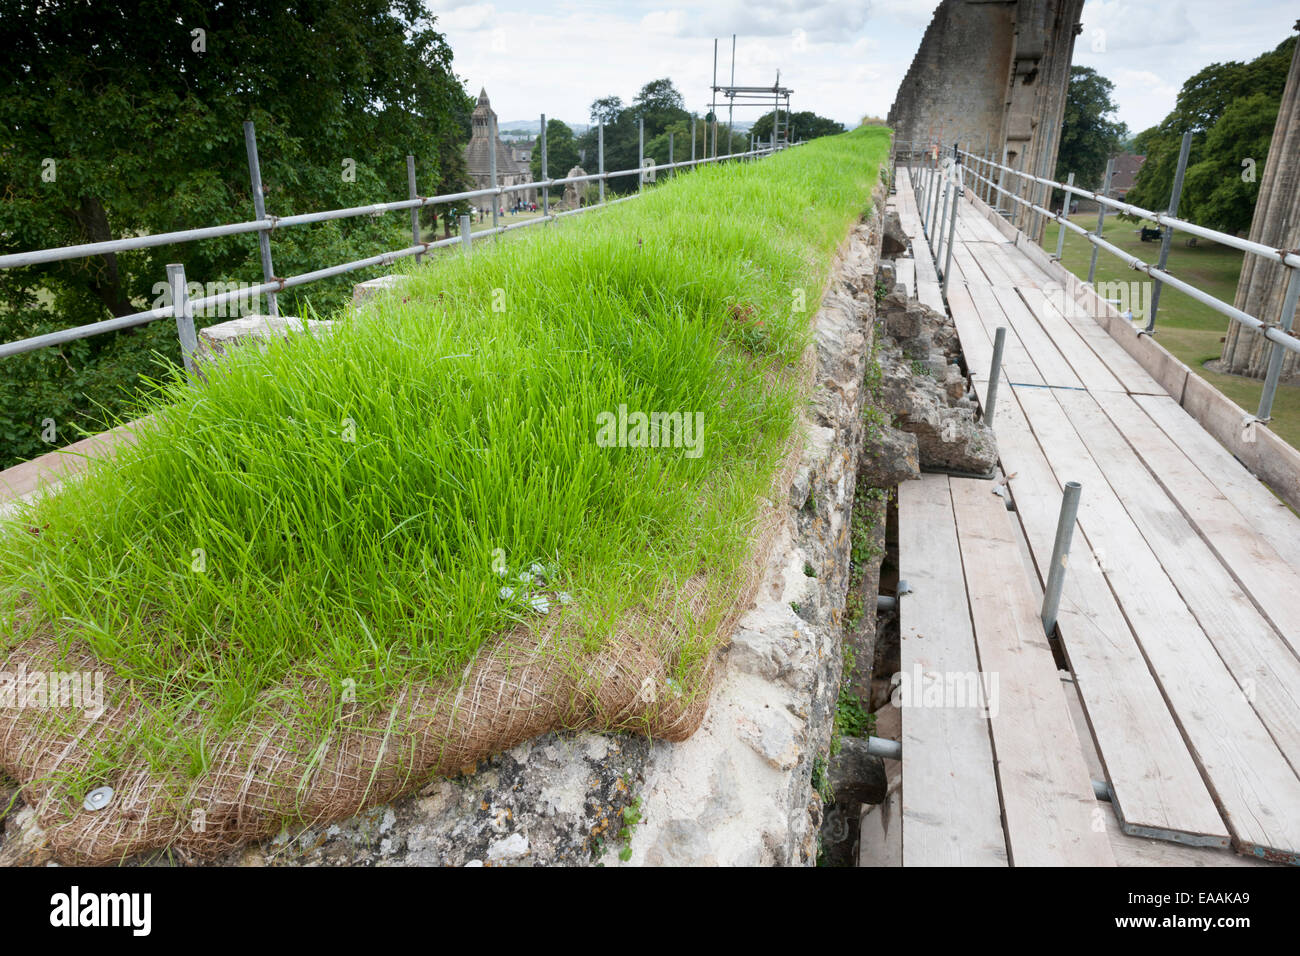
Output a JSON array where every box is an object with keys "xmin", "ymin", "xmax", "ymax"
[
  {"xmin": 0, "ymin": 128, "xmax": 891, "ymax": 799},
  {"xmin": 1044, "ymin": 213, "xmax": 1300, "ymax": 449}
]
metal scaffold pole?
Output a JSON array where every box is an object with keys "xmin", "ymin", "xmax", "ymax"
[
  {"xmin": 540, "ymin": 113, "xmax": 548, "ymax": 218},
  {"xmin": 243, "ymin": 121, "xmax": 279, "ymax": 317},
  {"xmin": 1145, "ymin": 130, "xmax": 1193, "ymax": 334}
]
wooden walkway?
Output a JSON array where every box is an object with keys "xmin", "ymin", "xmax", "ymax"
[{"xmin": 887, "ymin": 167, "xmax": 1300, "ymax": 866}]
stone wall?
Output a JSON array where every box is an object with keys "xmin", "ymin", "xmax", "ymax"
[
  {"xmin": 1220, "ymin": 26, "xmax": 1300, "ymax": 386},
  {"xmin": 1, "ymin": 180, "xmax": 891, "ymax": 869},
  {"xmin": 888, "ymin": 1, "xmax": 1016, "ymax": 157},
  {"xmin": 888, "ymin": 0, "xmax": 1085, "ymax": 241}
]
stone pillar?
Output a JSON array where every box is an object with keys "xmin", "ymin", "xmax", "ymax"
[{"xmin": 1220, "ymin": 24, "xmax": 1300, "ymax": 384}]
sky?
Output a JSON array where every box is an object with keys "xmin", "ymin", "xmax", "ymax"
[{"xmin": 426, "ymin": 0, "xmax": 1297, "ymax": 134}]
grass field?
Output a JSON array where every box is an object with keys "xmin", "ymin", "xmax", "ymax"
[
  {"xmin": 422, "ymin": 207, "xmax": 552, "ymax": 238},
  {"xmin": 1043, "ymin": 213, "xmax": 1300, "ymax": 450},
  {"xmin": 0, "ymin": 127, "xmax": 891, "ymax": 794}
]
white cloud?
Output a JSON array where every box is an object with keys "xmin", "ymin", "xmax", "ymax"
[
  {"xmin": 1080, "ymin": 0, "xmax": 1196, "ymax": 53},
  {"xmin": 423, "ymin": 0, "xmax": 1295, "ymax": 133},
  {"xmin": 639, "ymin": 10, "xmax": 686, "ymax": 35},
  {"xmin": 431, "ymin": 2, "xmax": 498, "ymax": 31},
  {"xmin": 1076, "ymin": 0, "xmax": 1296, "ymax": 133}
]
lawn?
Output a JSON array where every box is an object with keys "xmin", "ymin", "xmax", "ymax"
[
  {"xmin": 422, "ymin": 206, "xmax": 553, "ymax": 239},
  {"xmin": 0, "ymin": 127, "xmax": 891, "ymax": 856},
  {"xmin": 1043, "ymin": 212, "xmax": 1300, "ymax": 450}
]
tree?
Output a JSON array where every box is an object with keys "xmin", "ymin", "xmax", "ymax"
[
  {"xmin": 644, "ymin": 119, "xmax": 743, "ymax": 166},
  {"xmin": 1125, "ymin": 35, "xmax": 1295, "ymax": 216},
  {"xmin": 589, "ymin": 96, "xmax": 624, "ymax": 126},
  {"xmin": 1055, "ymin": 66, "xmax": 1127, "ymax": 193},
  {"xmin": 630, "ymin": 79, "xmax": 689, "ymax": 144},
  {"xmin": 577, "ymin": 80, "xmax": 690, "ymax": 192},
  {"xmin": 751, "ymin": 110, "xmax": 845, "ymax": 143},
  {"xmin": 0, "ymin": 0, "xmax": 474, "ymax": 468},
  {"xmin": 1181, "ymin": 93, "xmax": 1278, "ymax": 234},
  {"xmin": 531, "ymin": 119, "xmax": 580, "ymax": 198},
  {"xmin": 633, "ymin": 79, "xmax": 686, "ymax": 123}
]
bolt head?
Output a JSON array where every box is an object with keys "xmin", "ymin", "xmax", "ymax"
[{"xmin": 83, "ymin": 786, "xmax": 114, "ymax": 812}]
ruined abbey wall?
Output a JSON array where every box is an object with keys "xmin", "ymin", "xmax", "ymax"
[
  {"xmin": 888, "ymin": 0, "xmax": 1085, "ymax": 241},
  {"xmin": 1221, "ymin": 27, "xmax": 1300, "ymax": 386}
]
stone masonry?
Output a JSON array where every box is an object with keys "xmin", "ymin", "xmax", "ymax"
[
  {"xmin": 0, "ymin": 180, "xmax": 892, "ymax": 869},
  {"xmin": 888, "ymin": 0, "xmax": 1085, "ymax": 241},
  {"xmin": 1220, "ymin": 23, "xmax": 1300, "ymax": 386}
]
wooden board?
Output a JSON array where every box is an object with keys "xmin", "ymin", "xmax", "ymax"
[
  {"xmin": 949, "ymin": 477, "xmax": 1115, "ymax": 867},
  {"xmin": 1060, "ymin": 673, "xmax": 1106, "ymax": 784},
  {"xmin": 1093, "ymin": 390, "xmax": 1300, "ymax": 654},
  {"xmin": 1134, "ymin": 393, "xmax": 1300, "ymax": 568},
  {"xmin": 1017, "ymin": 286, "xmax": 1127, "ymax": 393},
  {"xmin": 895, "ymin": 258, "xmax": 916, "ymax": 300},
  {"xmin": 990, "ymin": 286, "xmax": 1083, "ymax": 390},
  {"xmin": 980, "ymin": 240, "xmax": 1042, "ymax": 288},
  {"xmin": 897, "ymin": 476, "xmax": 1008, "ymax": 866},
  {"xmin": 1010, "ymin": 232, "xmax": 1059, "ymax": 285},
  {"xmin": 1044, "ymin": 287, "xmax": 1168, "ymax": 395},
  {"xmin": 1054, "ymin": 673, "xmax": 1248, "ymax": 870},
  {"xmin": 950, "ymin": 242, "xmax": 988, "ymax": 290},
  {"xmin": 859, "ymin": 788, "xmax": 903, "ymax": 867},
  {"xmin": 1181, "ymin": 374, "xmax": 1300, "ymax": 515},
  {"xmin": 993, "ymin": 390, "xmax": 1229, "ymax": 846},
  {"xmin": 913, "ymin": 248, "xmax": 945, "ymax": 313},
  {"xmin": 947, "ymin": 283, "xmax": 993, "ymax": 388},
  {"xmin": 1055, "ymin": 390, "xmax": 1300, "ymax": 775},
  {"xmin": 944, "ymin": 245, "xmax": 978, "ymax": 287},
  {"xmin": 966, "ymin": 285, "xmax": 1045, "ymax": 387},
  {"xmin": 1103, "ymin": 805, "xmax": 1281, "ymax": 867},
  {"xmin": 964, "ymin": 242, "xmax": 1016, "ymax": 287},
  {"xmin": 960, "ymin": 207, "xmax": 1013, "ymax": 245},
  {"xmin": 1015, "ymin": 385, "xmax": 1300, "ymax": 863}
]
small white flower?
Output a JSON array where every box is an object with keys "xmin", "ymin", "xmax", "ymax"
[
  {"xmin": 529, "ymin": 562, "xmax": 545, "ymax": 577},
  {"xmin": 498, "ymin": 587, "xmax": 514, "ymax": 600},
  {"xmin": 495, "ymin": 565, "xmax": 509, "ymax": 577},
  {"xmin": 557, "ymin": 591, "xmax": 573, "ymax": 605},
  {"xmin": 517, "ymin": 571, "xmax": 533, "ymax": 584},
  {"xmin": 528, "ymin": 595, "xmax": 550, "ymax": 614}
]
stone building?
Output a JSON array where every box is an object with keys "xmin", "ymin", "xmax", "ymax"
[
  {"xmin": 1220, "ymin": 24, "xmax": 1300, "ymax": 386},
  {"xmin": 1107, "ymin": 153, "xmax": 1145, "ymax": 201},
  {"xmin": 888, "ymin": 0, "xmax": 1085, "ymax": 241},
  {"xmin": 464, "ymin": 88, "xmax": 535, "ymax": 211}
]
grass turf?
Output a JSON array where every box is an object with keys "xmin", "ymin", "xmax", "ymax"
[
  {"xmin": 1043, "ymin": 212, "xmax": 1300, "ymax": 450},
  {"xmin": 0, "ymin": 127, "xmax": 891, "ymax": 789}
]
